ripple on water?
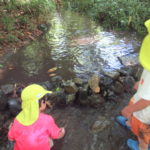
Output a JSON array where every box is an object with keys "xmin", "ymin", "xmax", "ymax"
[{"xmin": 1, "ymin": 10, "xmax": 140, "ymax": 84}]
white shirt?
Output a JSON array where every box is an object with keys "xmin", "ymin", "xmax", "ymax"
[{"xmin": 133, "ymin": 69, "xmax": 150, "ymax": 124}]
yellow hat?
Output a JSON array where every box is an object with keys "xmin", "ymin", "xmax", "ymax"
[
  {"xmin": 139, "ymin": 19, "xmax": 150, "ymax": 71},
  {"xmin": 16, "ymin": 84, "xmax": 52, "ymax": 126}
]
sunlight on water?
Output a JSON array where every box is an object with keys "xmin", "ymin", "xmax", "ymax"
[
  {"xmin": 1, "ymin": 10, "xmax": 140, "ymax": 84},
  {"xmin": 44, "ymin": 11, "xmax": 139, "ymax": 80}
]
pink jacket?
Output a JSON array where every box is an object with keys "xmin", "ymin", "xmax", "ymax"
[{"xmin": 8, "ymin": 113, "xmax": 61, "ymax": 150}]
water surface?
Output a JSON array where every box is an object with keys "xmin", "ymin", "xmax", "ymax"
[{"xmin": 0, "ymin": 10, "xmax": 140, "ymax": 85}]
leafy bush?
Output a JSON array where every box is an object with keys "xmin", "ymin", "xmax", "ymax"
[
  {"xmin": 2, "ymin": 0, "xmax": 55, "ymax": 16},
  {"xmin": 7, "ymin": 34, "xmax": 19, "ymax": 42},
  {"xmin": 17, "ymin": 15, "xmax": 29, "ymax": 25},
  {"xmin": 1, "ymin": 16, "xmax": 16, "ymax": 31},
  {"xmin": 63, "ymin": 0, "xmax": 150, "ymax": 35}
]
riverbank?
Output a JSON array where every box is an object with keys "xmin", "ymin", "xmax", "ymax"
[
  {"xmin": 63, "ymin": 0, "xmax": 150, "ymax": 35},
  {"xmin": 0, "ymin": 0, "xmax": 55, "ymax": 59}
]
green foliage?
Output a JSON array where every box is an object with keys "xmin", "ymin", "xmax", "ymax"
[
  {"xmin": 7, "ymin": 34, "xmax": 19, "ymax": 42},
  {"xmin": 17, "ymin": 15, "xmax": 29, "ymax": 25},
  {"xmin": 20, "ymin": 0, "xmax": 55, "ymax": 16},
  {"xmin": 3, "ymin": 0, "xmax": 18, "ymax": 11},
  {"xmin": 2, "ymin": 0, "xmax": 55, "ymax": 16},
  {"xmin": 0, "ymin": 64, "xmax": 4, "ymax": 69},
  {"xmin": 63, "ymin": 0, "xmax": 93, "ymax": 11},
  {"xmin": 63, "ymin": 0, "xmax": 150, "ymax": 35},
  {"xmin": 1, "ymin": 16, "xmax": 16, "ymax": 31}
]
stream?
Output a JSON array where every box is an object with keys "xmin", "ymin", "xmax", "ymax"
[
  {"xmin": 0, "ymin": 10, "xmax": 141, "ymax": 150},
  {"xmin": 0, "ymin": 10, "xmax": 140, "ymax": 85}
]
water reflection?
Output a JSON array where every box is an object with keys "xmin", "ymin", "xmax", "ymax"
[
  {"xmin": 1, "ymin": 10, "xmax": 140, "ymax": 84},
  {"xmin": 44, "ymin": 11, "xmax": 139, "ymax": 80},
  {"xmin": 21, "ymin": 42, "xmax": 44, "ymax": 76}
]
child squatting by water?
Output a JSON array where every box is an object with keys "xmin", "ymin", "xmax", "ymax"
[
  {"xmin": 116, "ymin": 19, "xmax": 150, "ymax": 150},
  {"xmin": 8, "ymin": 84, "xmax": 65, "ymax": 150}
]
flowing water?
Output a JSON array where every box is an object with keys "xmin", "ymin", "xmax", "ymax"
[
  {"xmin": 0, "ymin": 10, "xmax": 140, "ymax": 85},
  {"xmin": 0, "ymin": 10, "xmax": 141, "ymax": 150}
]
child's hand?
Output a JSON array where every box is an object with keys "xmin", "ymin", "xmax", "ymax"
[
  {"xmin": 60, "ymin": 127, "xmax": 65, "ymax": 135},
  {"xmin": 58, "ymin": 127, "xmax": 65, "ymax": 139}
]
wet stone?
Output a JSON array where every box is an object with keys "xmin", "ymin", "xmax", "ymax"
[
  {"xmin": 100, "ymin": 76, "xmax": 113, "ymax": 87},
  {"xmin": 118, "ymin": 76, "xmax": 126, "ymax": 84},
  {"xmin": 63, "ymin": 80, "xmax": 78, "ymax": 94},
  {"xmin": 104, "ymin": 71, "xmax": 120, "ymax": 80},
  {"xmin": 66, "ymin": 94, "xmax": 75, "ymax": 105},
  {"xmin": 132, "ymin": 65, "xmax": 143, "ymax": 80},
  {"xmin": 124, "ymin": 76, "xmax": 135, "ymax": 90},
  {"xmin": 88, "ymin": 74, "xmax": 100, "ymax": 93},
  {"xmin": 48, "ymin": 91, "xmax": 66, "ymax": 107},
  {"xmin": 37, "ymin": 24, "xmax": 49, "ymax": 32},
  {"xmin": 1, "ymin": 84, "xmax": 14, "ymax": 95},
  {"xmin": 107, "ymin": 95, "xmax": 121, "ymax": 103},
  {"xmin": 92, "ymin": 116, "xmax": 111, "ymax": 133},
  {"xmin": 73, "ymin": 78, "xmax": 84, "ymax": 86},
  {"xmin": 7, "ymin": 98, "xmax": 21, "ymax": 116},
  {"xmin": 110, "ymin": 81, "xmax": 124, "ymax": 95},
  {"xmin": 77, "ymin": 86, "xmax": 88, "ymax": 105},
  {"xmin": 107, "ymin": 90, "xmax": 114, "ymax": 97},
  {"xmin": 118, "ymin": 53, "xmax": 139, "ymax": 67},
  {"xmin": 39, "ymin": 81, "xmax": 53, "ymax": 90},
  {"xmin": 88, "ymin": 94, "xmax": 105, "ymax": 107},
  {"xmin": 51, "ymin": 75, "xmax": 63, "ymax": 87}
]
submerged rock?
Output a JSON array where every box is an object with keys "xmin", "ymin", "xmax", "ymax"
[
  {"xmin": 37, "ymin": 24, "xmax": 49, "ymax": 32},
  {"xmin": 110, "ymin": 81, "xmax": 124, "ymax": 95},
  {"xmin": 76, "ymin": 86, "xmax": 89, "ymax": 105},
  {"xmin": 1, "ymin": 84, "xmax": 14, "ymax": 95},
  {"xmin": 66, "ymin": 94, "xmax": 76, "ymax": 105},
  {"xmin": 88, "ymin": 74, "xmax": 100, "ymax": 93},
  {"xmin": 63, "ymin": 80, "xmax": 78, "ymax": 94},
  {"xmin": 7, "ymin": 98, "xmax": 21, "ymax": 116},
  {"xmin": 88, "ymin": 94, "xmax": 105, "ymax": 107},
  {"xmin": 124, "ymin": 76, "xmax": 135, "ymax": 91},
  {"xmin": 73, "ymin": 78, "xmax": 84, "ymax": 86},
  {"xmin": 92, "ymin": 116, "xmax": 111, "ymax": 133},
  {"xmin": 118, "ymin": 53, "xmax": 139, "ymax": 66},
  {"xmin": 104, "ymin": 71, "xmax": 120, "ymax": 80},
  {"xmin": 39, "ymin": 81, "xmax": 53, "ymax": 90}
]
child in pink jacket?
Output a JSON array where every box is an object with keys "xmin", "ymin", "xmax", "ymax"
[{"xmin": 8, "ymin": 84, "xmax": 65, "ymax": 150}]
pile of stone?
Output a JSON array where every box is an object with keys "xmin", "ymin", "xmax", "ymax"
[
  {"xmin": 0, "ymin": 64, "xmax": 143, "ymax": 149},
  {"xmin": 0, "ymin": 64, "xmax": 143, "ymax": 118}
]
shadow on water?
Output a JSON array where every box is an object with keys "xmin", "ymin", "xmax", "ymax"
[{"xmin": 0, "ymin": 10, "xmax": 140, "ymax": 85}]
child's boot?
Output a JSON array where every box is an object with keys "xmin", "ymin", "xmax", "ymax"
[
  {"xmin": 116, "ymin": 115, "xmax": 130, "ymax": 129},
  {"xmin": 127, "ymin": 139, "xmax": 139, "ymax": 150},
  {"xmin": 127, "ymin": 138, "xmax": 150, "ymax": 150}
]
